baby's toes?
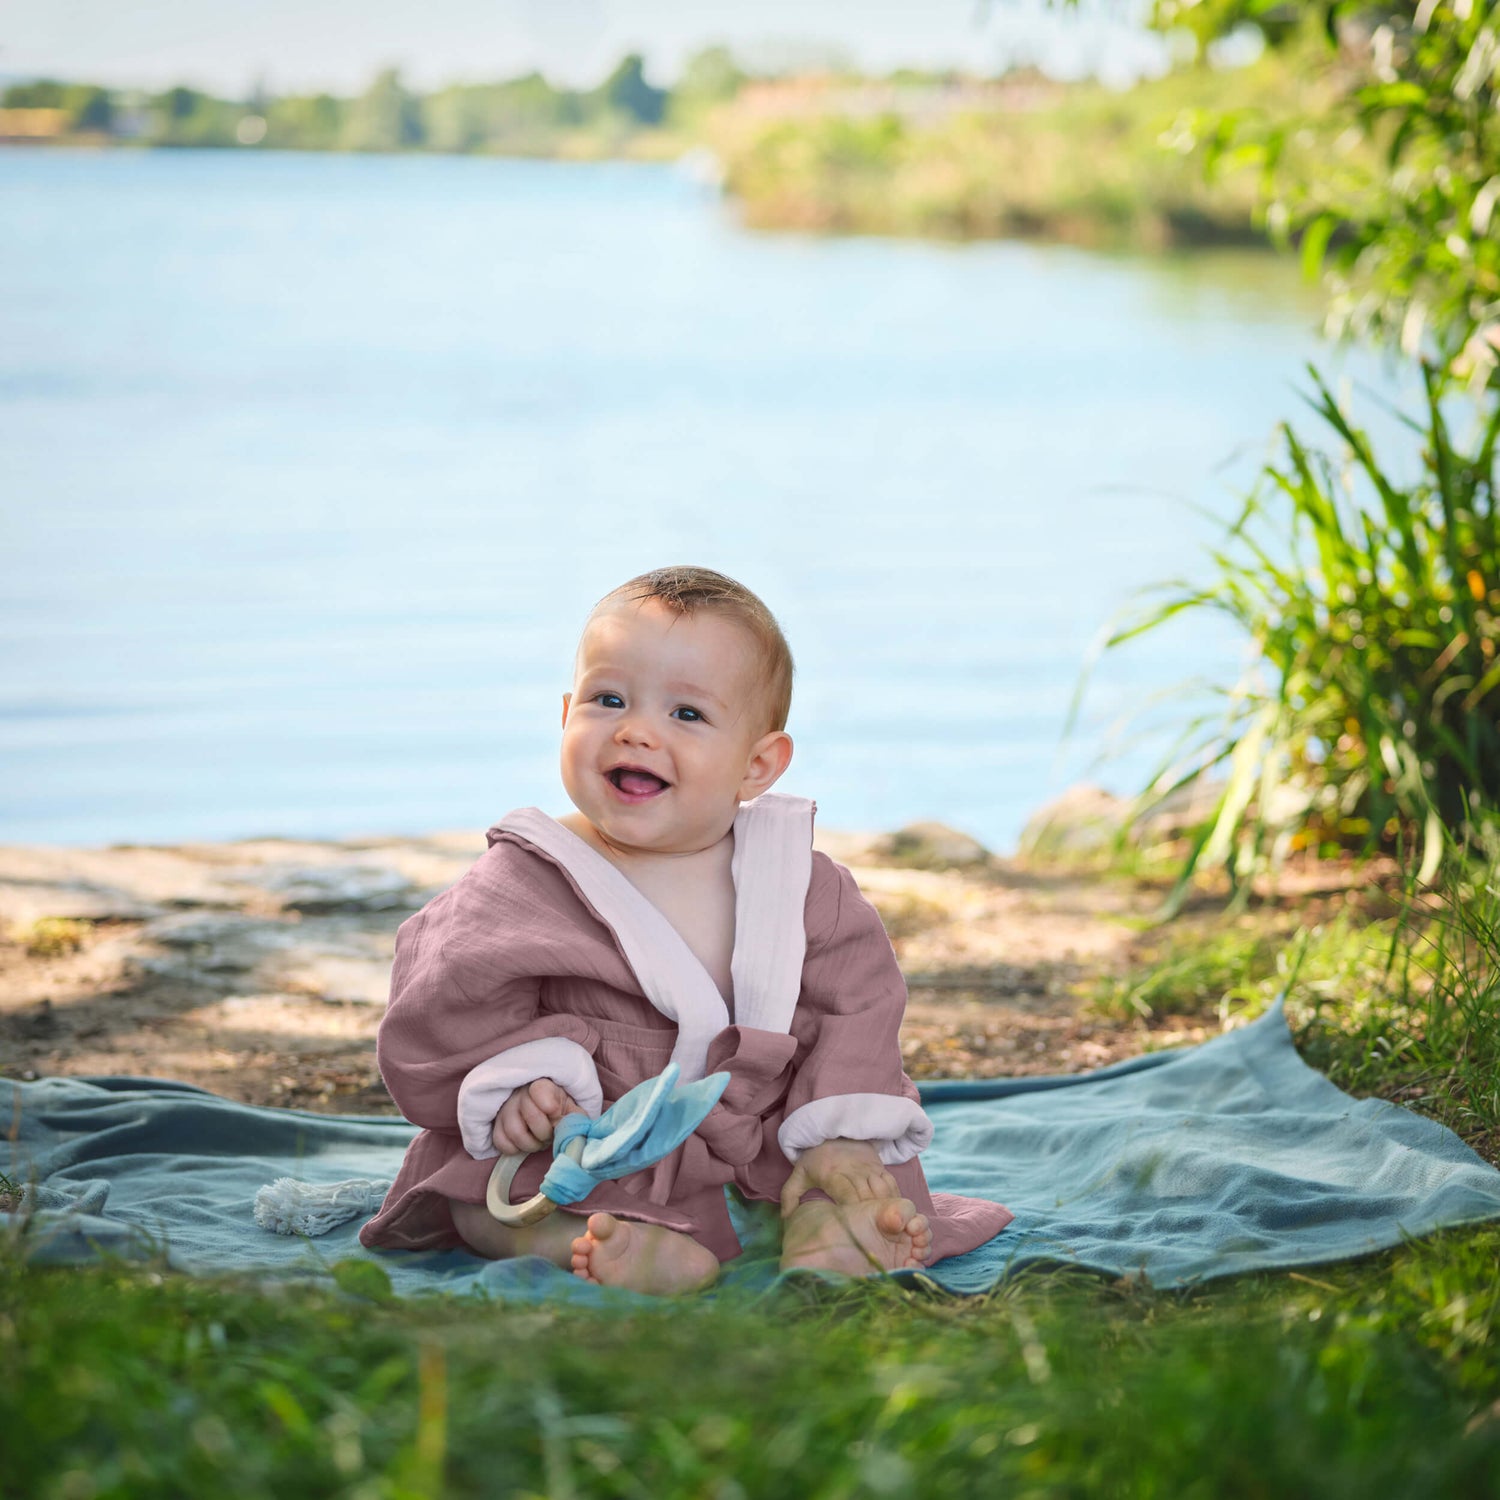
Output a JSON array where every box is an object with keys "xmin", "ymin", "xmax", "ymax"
[
  {"xmin": 907, "ymin": 1213, "xmax": 933, "ymax": 1265},
  {"xmin": 570, "ymin": 1233, "xmax": 596, "ymax": 1282}
]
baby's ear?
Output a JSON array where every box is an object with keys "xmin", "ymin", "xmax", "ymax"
[
  {"xmin": 741, "ymin": 730, "xmax": 794, "ymax": 799},
  {"xmin": 561, "ymin": 692, "xmax": 572, "ymax": 728}
]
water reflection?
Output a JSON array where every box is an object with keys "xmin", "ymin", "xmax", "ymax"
[{"xmin": 0, "ymin": 148, "xmax": 1399, "ymax": 849}]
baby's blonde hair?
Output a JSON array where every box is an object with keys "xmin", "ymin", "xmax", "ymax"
[{"xmin": 594, "ymin": 566, "xmax": 795, "ymax": 733}]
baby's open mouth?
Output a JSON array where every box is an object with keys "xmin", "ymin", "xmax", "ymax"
[{"xmin": 607, "ymin": 766, "xmax": 670, "ymax": 797}]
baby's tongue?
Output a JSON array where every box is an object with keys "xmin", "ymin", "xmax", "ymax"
[{"xmin": 617, "ymin": 770, "xmax": 665, "ymax": 795}]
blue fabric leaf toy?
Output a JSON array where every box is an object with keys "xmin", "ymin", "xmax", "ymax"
[{"xmin": 485, "ymin": 1063, "xmax": 730, "ymax": 1225}]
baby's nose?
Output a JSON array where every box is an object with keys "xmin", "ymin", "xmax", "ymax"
[{"xmin": 614, "ymin": 713, "xmax": 659, "ymax": 746}]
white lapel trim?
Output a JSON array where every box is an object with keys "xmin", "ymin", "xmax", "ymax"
[
  {"xmin": 730, "ymin": 793, "xmax": 815, "ymax": 1035},
  {"xmin": 495, "ymin": 807, "xmax": 728, "ymax": 1082},
  {"xmin": 494, "ymin": 794, "xmax": 816, "ymax": 1080}
]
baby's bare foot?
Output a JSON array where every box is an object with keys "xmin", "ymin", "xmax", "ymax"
[
  {"xmin": 570, "ymin": 1212, "xmax": 720, "ymax": 1296},
  {"xmin": 779, "ymin": 1197, "xmax": 933, "ymax": 1277}
]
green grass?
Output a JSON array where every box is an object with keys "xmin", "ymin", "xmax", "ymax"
[
  {"xmin": 1094, "ymin": 851, "xmax": 1500, "ymax": 1162},
  {"xmin": 1093, "ymin": 921, "xmax": 1290, "ymax": 1021},
  {"xmin": 10, "ymin": 857, "xmax": 1500, "ymax": 1495},
  {"xmin": 1092, "ymin": 906, "xmax": 1401, "ymax": 1025},
  {"xmin": 4, "ymin": 1228, "xmax": 1500, "ymax": 1500},
  {"xmin": 1295, "ymin": 861, "xmax": 1500, "ymax": 1158}
]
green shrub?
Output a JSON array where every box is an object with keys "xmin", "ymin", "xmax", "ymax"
[
  {"xmin": 1113, "ymin": 364, "xmax": 1500, "ymax": 901},
  {"xmin": 9, "ymin": 915, "xmax": 92, "ymax": 958}
]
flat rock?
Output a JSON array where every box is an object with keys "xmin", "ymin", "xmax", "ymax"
[
  {"xmin": 1020, "ymin": 779, "xmax": 1232, "ymax": 858},
  {"xmin": 873, "ymin": 821, "xmax": 992, "ymax": 870},
  {"xmin": 1018, "ymin": 785, "xmax": 1128, "ymax": 859},
  {"xmin": 0, "ymin": 835, "xmax": 476, "ymax": 932},
  {"xmin": 1133, "ymin": 776, "xmax": 1226, "ymax": 839},
  {"xmin": 227, "ymin": 863, "xmax": 421, "ymax": 915},
  {"xmin": 0, "ymin": 845, "xmax": 245, "ymax": 925},
  {"xmin": 811, "ymin": 828, "xmax": 886, "ymax": 865},
  {"xmin": 136, "ymin": 911, "xmax": 395, "ymax": 1003}
]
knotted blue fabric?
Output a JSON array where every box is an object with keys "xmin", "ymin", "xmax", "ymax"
[{"xmin": 537, "ymin": 1064, "xmax": 731, "ymax": 1207}]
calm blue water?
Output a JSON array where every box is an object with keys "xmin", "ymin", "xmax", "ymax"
[{"xmin": 1, "ymin": 147, "xmax": 1394, "ymax": 850}]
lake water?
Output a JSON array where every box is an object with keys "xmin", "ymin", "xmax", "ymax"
[{"xmin": 1, "ymin": 147, "xmax": 1396, "ymax": 850}]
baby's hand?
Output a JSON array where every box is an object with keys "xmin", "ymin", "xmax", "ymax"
[
  {"xmin": 491, "ymin": 1078, "xmax": 582, "ymax": 1156},
  {"xmin": 780, "ymin": 1137, "xmax": 900, "ymax": 1217}
]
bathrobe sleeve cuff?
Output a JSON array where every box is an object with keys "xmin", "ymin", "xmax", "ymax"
[
  {"xmin": 456, "ymin": 1037, "xmax": 605, "ymax": 1160},
  {"xmin": 777, "ymin": 1093, "xmax": 934, "ymax": 1166}
]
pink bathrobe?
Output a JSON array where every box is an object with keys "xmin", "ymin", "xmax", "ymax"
[{"xmin": 360, "ymin": 793, "xmax": 1012, "ymax": 1264}]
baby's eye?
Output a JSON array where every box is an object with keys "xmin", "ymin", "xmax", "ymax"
[
  {"xmin": 593, "ymin": 692, "xmax": 624, "ymax": 709},
  {"xmin": 672, "ymin": 705, "xmax": 706, "ymax": 723}
]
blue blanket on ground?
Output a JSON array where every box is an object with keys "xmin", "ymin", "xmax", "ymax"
[{"xmin": 7, "ymin": 1002, "xmax": 1500, "ymax": 1301}]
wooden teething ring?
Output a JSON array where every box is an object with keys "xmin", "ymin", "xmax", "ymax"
[{"xmin": 485, "ymin": 1133, "xmax": 588, "ymax": 1227}]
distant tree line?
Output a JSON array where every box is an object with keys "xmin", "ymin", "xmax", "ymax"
[
  {"xmin": 2, "ymin": 79, "xmax": 116, "ymax": 131},
  {"xmin": 0, "ymin": 49, "xmax": 747, "ymax": 152}
]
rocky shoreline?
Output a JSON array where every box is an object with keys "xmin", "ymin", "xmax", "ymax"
[{"xmin": 0, "ymin": 817, "xmax": 1216, "ymax": 1113}]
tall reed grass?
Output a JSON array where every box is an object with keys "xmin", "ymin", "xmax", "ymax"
[{"xmin": 1112, "ymin": 364, "xmax": 1500, "ymax": 902}]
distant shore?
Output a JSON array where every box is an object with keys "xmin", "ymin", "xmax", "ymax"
[{"xmin": 0, "ymin": 50, "xmax": 1330, "ymax": 255}]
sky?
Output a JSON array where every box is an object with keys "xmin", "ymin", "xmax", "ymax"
[{"xmin": 0, "ymin": 0, "xmax": 1171, "ymax": 96}]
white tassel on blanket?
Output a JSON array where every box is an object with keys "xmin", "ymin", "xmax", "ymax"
[{"xmin": 253, "ymin": 1177, "xmax": 389, "ymax": 1237}]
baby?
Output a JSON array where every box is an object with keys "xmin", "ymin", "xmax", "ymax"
[{"xmin": 359, "ymin": 566, "xmax": 1011, "ymax": 1293}]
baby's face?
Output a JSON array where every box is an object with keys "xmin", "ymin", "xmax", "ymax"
[{"xmin": 560, "ymin": 597, "xmax": 788, "ymax": 856}]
